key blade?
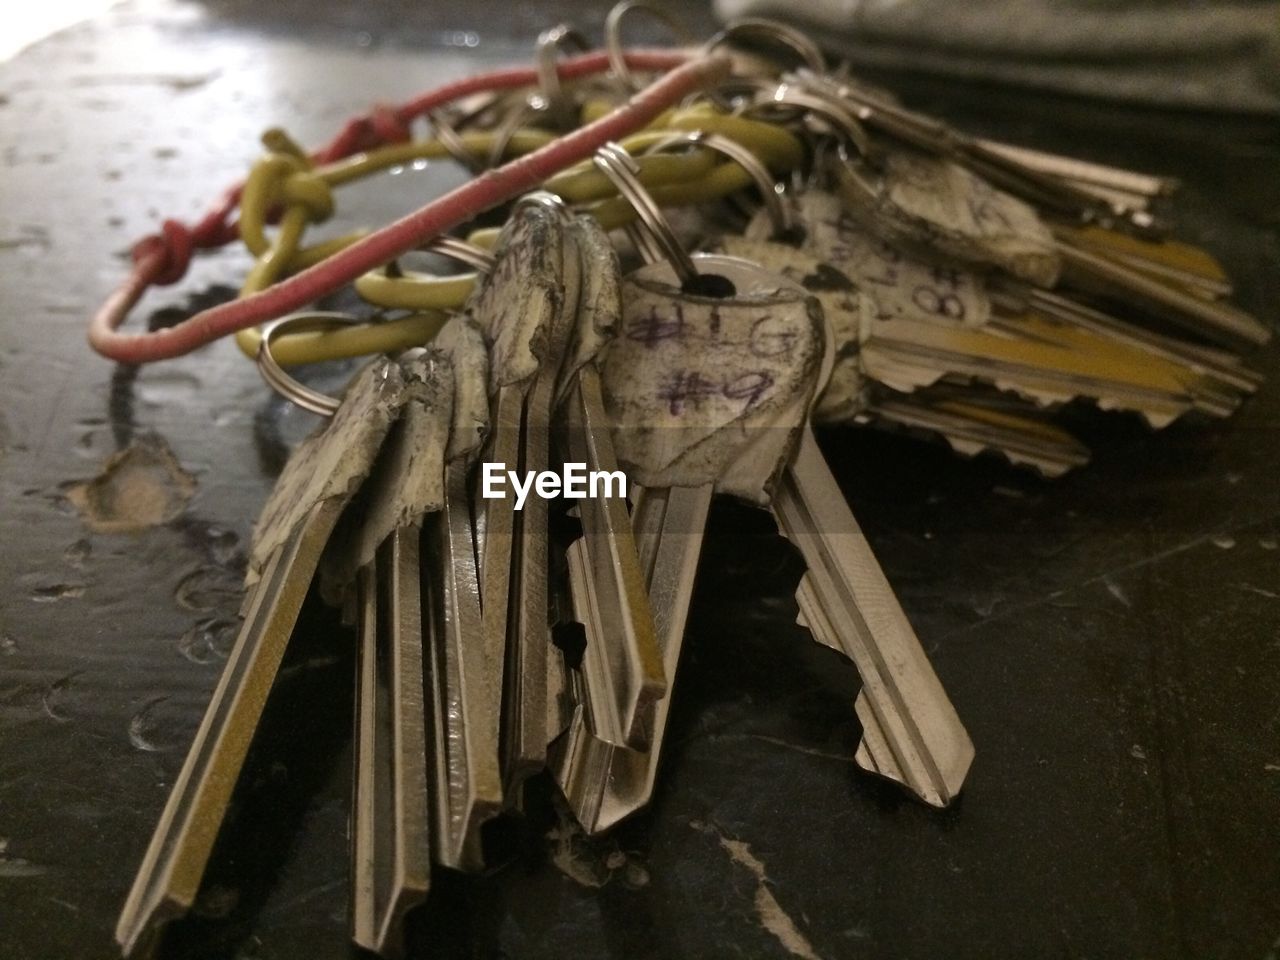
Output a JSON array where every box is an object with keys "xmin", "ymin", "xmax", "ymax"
[
  {"xmin": 555, "ymin": 483, "xmax": 711, "ymax": 834},
  {"xmin": 563, "ymin": 368, "xmax": 665, "ymax": 750},
  {"xmin": 774, "ymin": 427, "xmax": 973, "ymax": 808},
  {"xmin": 867, "ymin": 395, "xmax": 1091, "ymax": 478},
  {"xmin": 1057, "ymin": 239, "xmax": 1271, "ymax": 348},
  {"xmin": 351, "ymin": 528, "xmax": 431, "ymax": 956},
  {"xmin": 502, "ymin": 379, "xmax": 554, "ymax": 790},
  {"xmin": 425, "ymin": 464, "xmax": 503, "ymax": 871},
  {"xmin": 117, "ymin": 498, "xmax": 344, "ymax": 957}
]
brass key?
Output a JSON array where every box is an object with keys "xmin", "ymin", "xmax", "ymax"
[{"xmin": 117, "ymin": 359, "xmax": 408, "ymax": 956}]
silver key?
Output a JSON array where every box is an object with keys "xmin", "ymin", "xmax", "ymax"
[
  {"xmin": 775, "ymin": 424, "xmax": 974, "ymax": 807},
  {"xmin": 422, "ymin": 461, "xmax": 503, "ymax": 870},
  {"xmin": 561, "ymin": 365, "xmax": 665, "ymax": 751},
  {"xmin": 555, "ymin": 482, "xmax": 712, "ymax": 833},
  {"xmin": 555, "ymin": 244, "xmax": 825, "ymax": 831}
]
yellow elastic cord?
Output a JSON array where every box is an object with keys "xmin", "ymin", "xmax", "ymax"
[
  {"xmin": 662, "ymin": 106, "xmax": 805, "ymax": 171},
  {"xmin": 581, "ymin": 100, "xmax": 805, "ymax": 170},
  {"xmin": 354, "ymin": 267, "xmax": 480, "ymax": 311},
  {"xmin": 234, "ymin": 129, "xmax": 550, "ymax": 358},
  {"xmin": 262, "ymin": 312, "xmax": 450, "ymax": 367},
  {"xmin": 234, "ymin": 108, "xmax": 807, "ymax": 362},
  {"xmin": 587, "ymin": 159, "xmax": 759, "ymax": 230},
  {"xmin": 316, "ymin": 129, "xmax": 555, "ymax": 186}
]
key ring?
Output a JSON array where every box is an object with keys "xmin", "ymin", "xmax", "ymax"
[
  {"xmin": 606, "ymin": 1, "xmax": 693, "ymax": 93},
  {"xmin": 755, "ymin": 84, "xmax": 871, "ymax": 158},
  {"xmin": 427, "ymin": 108, "xmax": 487, "ymax": 174},
  {"xmin": 257, "ymin": 312, "xmax": 363, "ymax": 416},
  {"xmin": 703, "ymin": 17, "xmax": 826, "ymax": 115},
  {"xmin": 535, "ymin": 24, "xmax": 592, "ymax": 128},
  {"xmin": 641, "ymin": 130, "xmax": 796, "ymax": 238},
  {"xmin": 421, "ymin": 234, "xmax": 496, "ymax": 272},
  {"xmin": 593, "ymin": 141, "xmax": 698, "ymax": 287},
  {"xmin": 705, "ymin": 17, "xmax": 825, "ymax": 75}
]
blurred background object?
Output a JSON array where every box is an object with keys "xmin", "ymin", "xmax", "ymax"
[{"xmin": 716, "ymin": 0, "xmax": 1280, "ymax": 114}]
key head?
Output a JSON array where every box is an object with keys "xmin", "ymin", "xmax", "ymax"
[{"xmin": 601, "ymin": 252, "xmax": 829, "ymax": 504}]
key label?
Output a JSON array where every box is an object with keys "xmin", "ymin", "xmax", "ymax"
[{"xmin": 481, "ymin": 462, "xmax": 626, "ymax": 510}]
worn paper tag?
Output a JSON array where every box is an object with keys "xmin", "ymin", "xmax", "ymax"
[
  {"xmin": 838, "ymin": 149, "xmax": 1061, "ymax": 287},
  {"xmin": 247, "ymin": 357, "xmax": 406, "ymax": 587},
  {"xmin": 468, "ymin": 202, "xmax": 565, "ymax": 391},
  {"xmin": 433, "ymin": 316, "xmax": 490, "ymax": 462},
  {"xmin": 560, "ymin": 214, "xmax": 622, "ymax": 385},
  {"xmin": 716, "ymin": 236, "xmax": 869, "ymax": 425},
  {"xmin": 752, "ymin": 191, "xmax": 993, "ymax": 332},
  {"xmin": 601, "ymin": 256, "xmax": 825, "ymax": 503},
  {"xmin": 320, "ymin": 352, "xmax": 454, "ymax": 597}
]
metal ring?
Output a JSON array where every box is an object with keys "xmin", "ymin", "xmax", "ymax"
[
  {"xmin": 704, "ymin": 17, "xmax": 826, "ymax": 75},
  {"xmin": 422, "ymin": 235, "xmax": 495, "ymax": 272},
  {"xmin": 515, "ymin": 190, "xmax": 570, "ymax": 221},
  {"xmin": 427, "ymin": 108, "xmax": 486, "ymax": 174},
  {"xmin": 256, "ymin": 313, "xmax": 363, "ymax": 417},
  {"xmin": 642, "ymin": 131, "xmax": 796, "ymax": 238},
  {"xmin": 593, "ymin": 141, "xmax": 698, "ymax": 287},
  {"xmin": 623, "ymin": 221, "xmax": 665, "ymax": 267},
  {"xmin": 605, "ymin": 1, "xmax": 693, "ymax": 93},
  {"xmin": 692, "ymin": 76, "xmax": 812, "ymax": 127},
  {"xmin": 535, "ymin": 24, "xmax": 591, "ymax": 128},
  {"xmin": 755, "ymin": 84, "xmax": 871, "ymax": 158},
  {"xmin": 486, "ymin": 97, "xmax": 542, "ymax": 169}
]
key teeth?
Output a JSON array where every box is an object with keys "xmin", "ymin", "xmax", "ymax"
[{"xmin": 854, "ymin": 692, "xmax": 973, "ymax": 809}]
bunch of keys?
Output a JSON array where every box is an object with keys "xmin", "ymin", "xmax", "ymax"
[{"xmin": 99, "ymin": 7, "xmax": 1269, "ymax": 957}]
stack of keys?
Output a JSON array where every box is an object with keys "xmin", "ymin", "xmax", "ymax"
[
  {"xmin": 116, "ymin": 185, "xmax": 982, "ymax": 957},
  {"xmin": 715, "ymin": 159, "xmax": 1263, "ymax": 477},
  {"xmin": 113, "ymin": 17, "xmax": 1272, "ymax": 957}
]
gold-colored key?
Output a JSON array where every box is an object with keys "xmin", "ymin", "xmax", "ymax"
[
  {"xmin": 351, "ymin": 530, "xmax": 431, "ymax": 957},
  {"xmin": 117, "ymin": 359, "xmax": 409, "ymax": 957}
]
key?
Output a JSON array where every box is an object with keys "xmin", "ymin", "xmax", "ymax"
[
  {"xmin": 736, "ymin": 191, "xmax": 994, "ymax": 332},
  {"xmin": 711, "ymin": 244, "xmax": 974, "ymax": 807},
  {"xmin": 117, "ymin": 359, "xmax": 409, "ymax": 957},
  {"xmin": 794, "ymin": 70, "xmax": 1160, "ymax": 236},
  {"xmin": 351, "ymin": 529, "xmax": 431, "ymax": 956},
  {"xmin": 972, "ymin": 138, "xmax": 1176, "ymax": 205},
  {"xmin": 555, "ymin": 214, "xmax": 666, "ymax": 751},
  {"xmin": 344, "ymin": 350, "xmax": 456, "ymax": 953},
  {"xmin": 554, "ymin": 482, "xmax": 712, "ymax": 833},
  {"xmin": 552, "ymin": 249, "xmax": 826, "ymax": 829},
  {"xmin": 1049, "ymin": 224, "xmax": 1233, "ymax": 300},
  {"xmin": 776, "ymin": 424, "xmax": 974, "ymax": 807},
  {"xmin": 1022, "ymin": 287, "xmax": 1261, "ymax": 396},
  {"xmin": 468, "ymin": 198, "xmax": 577, "ymax": 793},
  {"xmin": 730, "ymin": 206, "xmax": 1233, "ymax": 431},
  {"xmin": 779, "ymin": 78, "xmax": 1269, "ymax": 350},
  {"xmin": 858, "ymin": 314, "xmax": 1202, "ymax": 427},
  {"xmin": 1054, "ymin": 235, "xmax": 1271, "ymax": 349},
  {"xmin": 864, "ymin": 390, "xmax": 1092, "ymax": 478},
  {"xmin": 421, "ymin": 317, "xmax": 504, "ymax": 871},
  {"xmin": 422, "ymin": 461, "xmax": 503, "ymax": 870},
  {"xmin": 832, "ymin": 139, "xmax": 1063, "ymax": 289}
]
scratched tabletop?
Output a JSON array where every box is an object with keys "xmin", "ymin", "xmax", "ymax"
[{"xmin": 1, "ymin": 2, "xmax": 1279, "ymax": 959}]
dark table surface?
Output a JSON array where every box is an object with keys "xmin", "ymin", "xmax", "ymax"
[{"xmin": 1, "ymin": 3, "xmax": 1278, "ymax": 959}]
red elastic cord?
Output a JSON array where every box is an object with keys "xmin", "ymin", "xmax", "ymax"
[{"xmin": 88, "ymin": 48, "xmax": 711, "ymax": 365}]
